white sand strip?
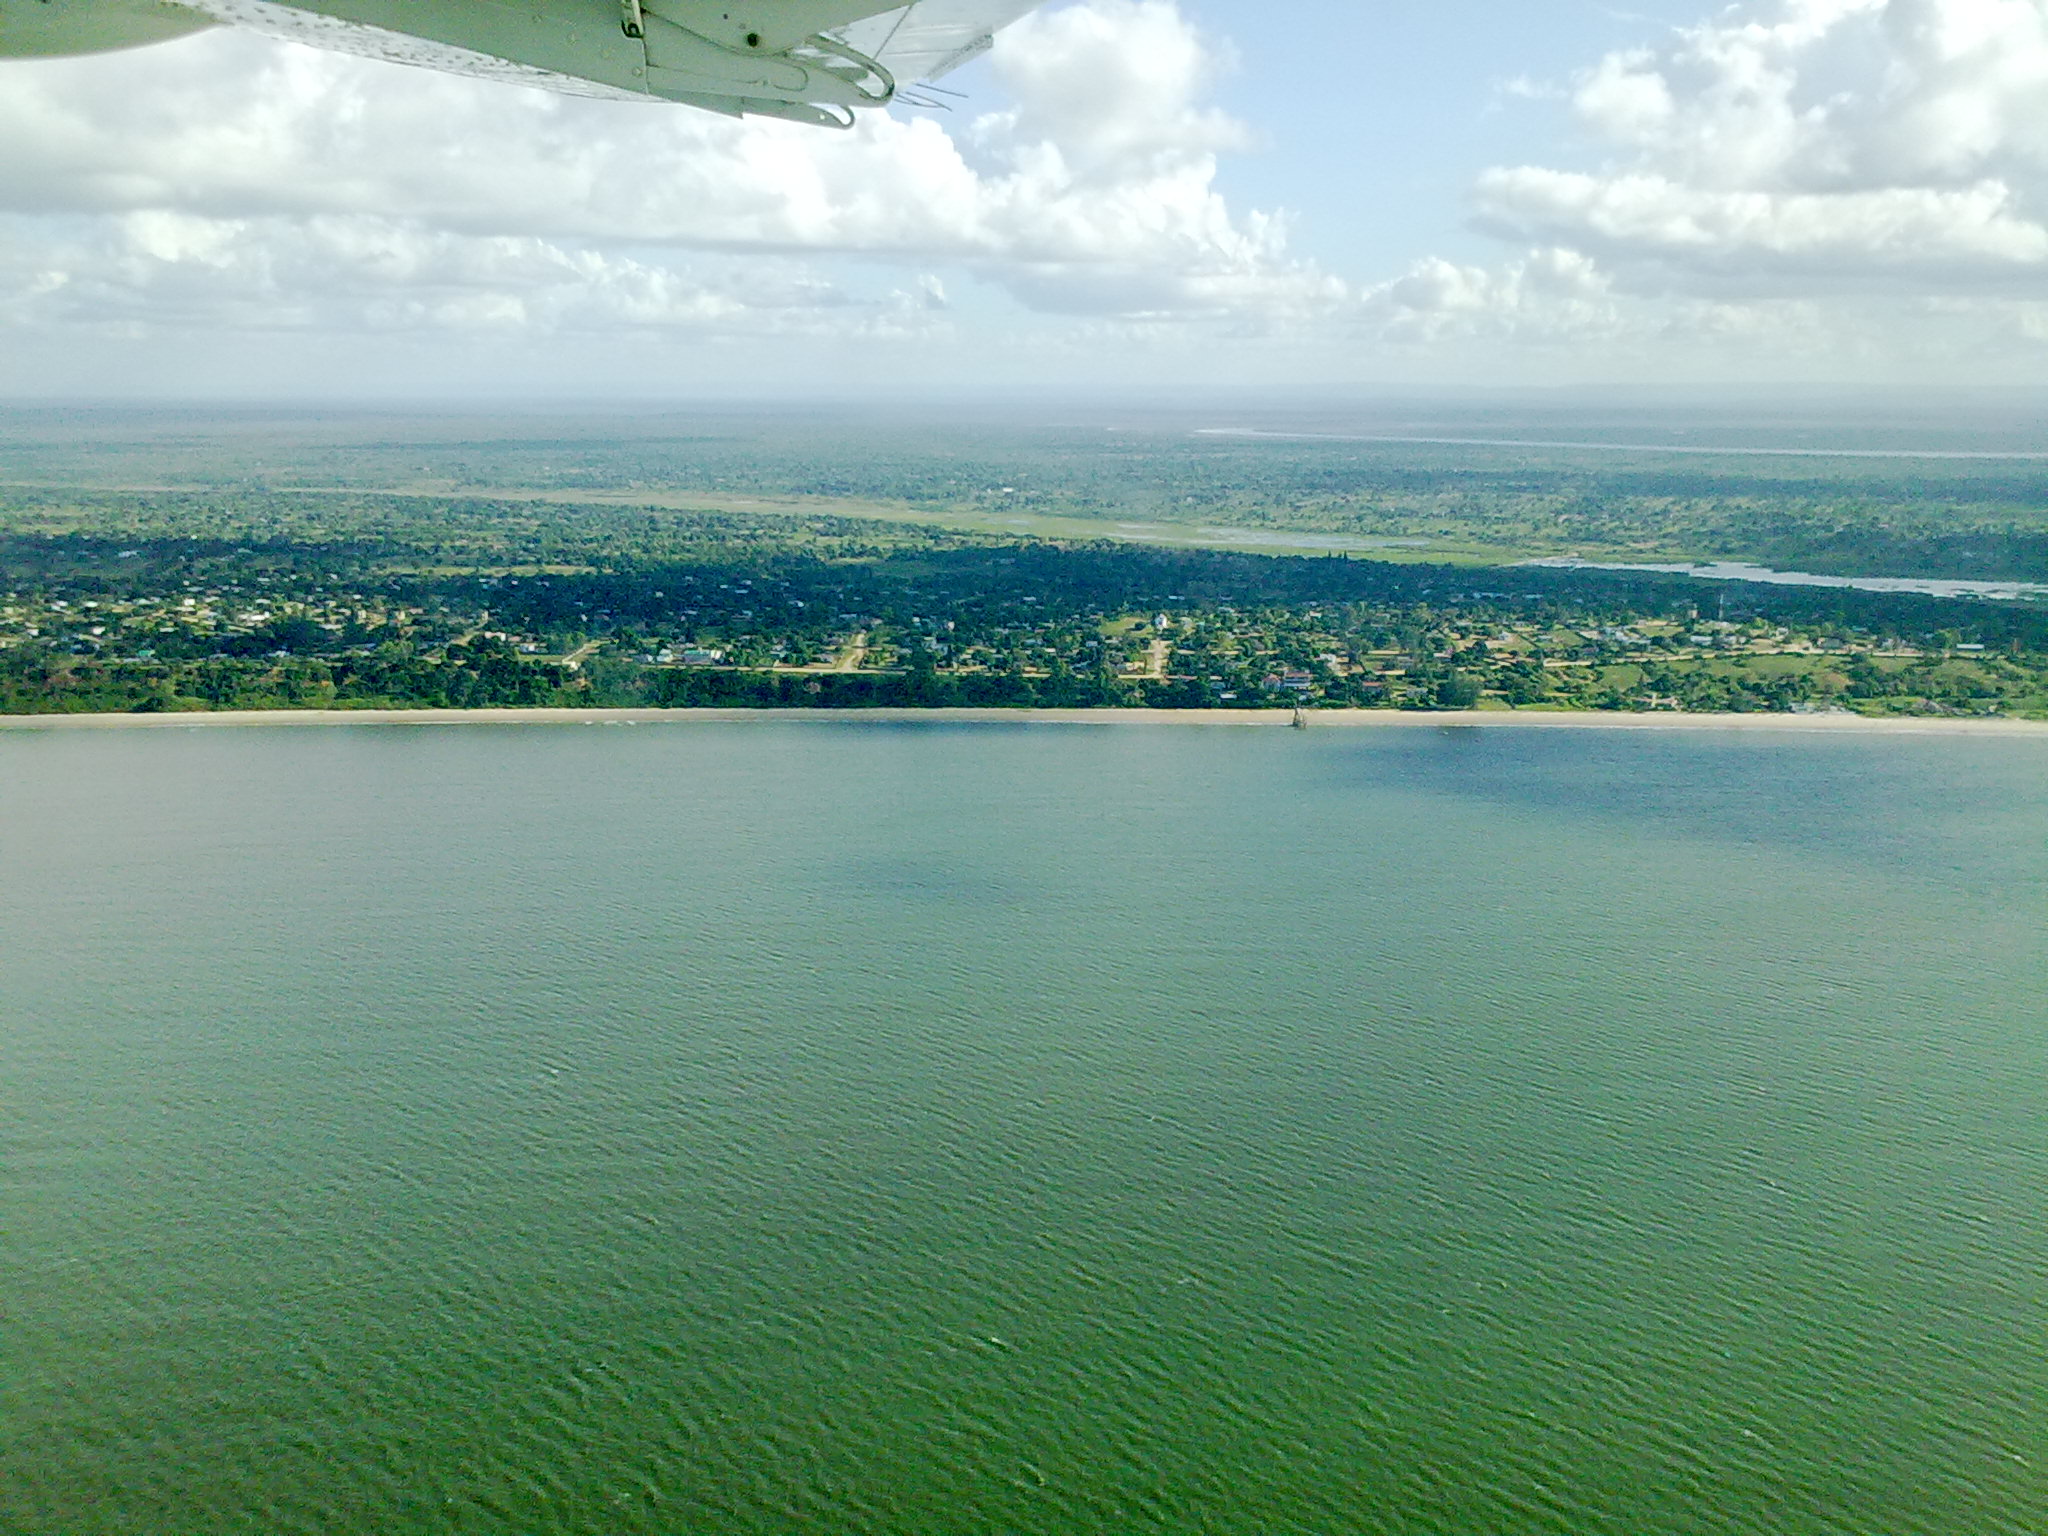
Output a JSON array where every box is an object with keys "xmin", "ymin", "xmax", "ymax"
[{"xmin": 3, "ymin": 707, "xmax": 2046, "ymax": 736}]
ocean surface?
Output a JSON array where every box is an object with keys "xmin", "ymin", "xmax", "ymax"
[{"xmin": 4, "ymin": 721, "xmax": 2046, "ymax": 1535}]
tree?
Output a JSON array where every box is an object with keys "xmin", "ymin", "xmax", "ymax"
[{"xmin": 1434, "ymin": 672, "xmax": 1482, "ymax": 709}]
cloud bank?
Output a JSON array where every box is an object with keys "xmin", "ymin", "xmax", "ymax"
[
  {"xmin": 1351, "ymin": 0, "xmax": 2048, "ymax": 375},
  {"xmin": 1477, "ymin": 0, "xmax": 2048, "ymax": 292},
  {"xmin": 4, "ymin": 0, "xmax": 2048, "ymax": 387},
  {"xmin": 0, "ymin": 0, "xmax": 1340, "ymax": 365}
]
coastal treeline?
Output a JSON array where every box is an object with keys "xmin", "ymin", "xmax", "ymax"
[{"xmin": 4, "ymin": 489, "xmax": 2046, "ymax": 717}]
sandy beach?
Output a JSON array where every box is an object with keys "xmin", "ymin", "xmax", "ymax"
[{"xmin": 3, "ymin": 706, "xmax": 2046, "ymax": 736}]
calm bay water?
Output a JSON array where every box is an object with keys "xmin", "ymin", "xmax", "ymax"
[{"xmin": 3, "ymin": 721, "xmax": 2046, "ymax": 1535}]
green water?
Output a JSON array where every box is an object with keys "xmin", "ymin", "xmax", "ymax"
[{"xmin": 3, "ymin": 722, "xmax": 2046, "ymax": 1535}]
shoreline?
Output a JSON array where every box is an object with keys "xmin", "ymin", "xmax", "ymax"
[{"xmin": 3, "ymin": 706, "xmax": 2046, "ymax": 736}]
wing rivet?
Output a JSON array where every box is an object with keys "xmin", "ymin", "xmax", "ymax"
[{"xmin": 745, "ymin": 31, "xmax": 761, "ymax": 47}]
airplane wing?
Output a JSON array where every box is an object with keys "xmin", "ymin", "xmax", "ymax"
[
  {"xmin": 2, "ymin": 0, "xmax": 1049, "ymax": 125},
  {"xmin": 835, "ymin": 0, "xmax": 1045, "ymax": 85}
]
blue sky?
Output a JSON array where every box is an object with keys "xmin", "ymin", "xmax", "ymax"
[
  {"xmin": 4, "ymin": 0, "xmax": 2048, "ymax": 395},
  {"xmin": 1190, "ymin": 0, "xmax": 1710, "ymax": 271}
]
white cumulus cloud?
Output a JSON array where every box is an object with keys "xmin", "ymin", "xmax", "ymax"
[
  {"xmin": 1364, "ymin": 247, "xmax": 1623, "ymax": 345},
  {"xmin": 1475, "ymin": 0, "xmax": 2048, "ymax": 292},
  {"xmin": 0, "ymin": 0, "xmax": 1338, "ymax": 355}
]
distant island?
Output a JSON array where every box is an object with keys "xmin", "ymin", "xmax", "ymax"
[{"xmin": 3, "ymin": 408, "xmax": 2046, "ymax": 721}]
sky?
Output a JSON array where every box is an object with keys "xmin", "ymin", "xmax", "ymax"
[{"xmin": 4, "ymin": 0, "xmax": 2048, "ymax": 397}]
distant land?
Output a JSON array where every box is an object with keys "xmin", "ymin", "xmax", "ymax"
[
  {"xmin": 3, "ymin": 402, "xmax": 2046, "ymax": 721},
  {"xmin": 1196, "ymin": 426, "xmax": 2048, "ymax": 461}
]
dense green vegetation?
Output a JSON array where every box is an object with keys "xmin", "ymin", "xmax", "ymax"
[{"xmin": 4, "ymin": 477, "xmax": 2045, "ymax": 718}]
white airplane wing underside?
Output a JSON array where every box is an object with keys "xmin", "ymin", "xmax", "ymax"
[
  {"xmin": 0, "ymin": 0, "xmax": 1046, "ymax": 124},
  {"xmin": 182, "ymin": 0, "xmax": 649, "ymax": 101},
  {"xmin": 835, "ymin": 0, "xmax": 1042, "ymax": 83}
]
